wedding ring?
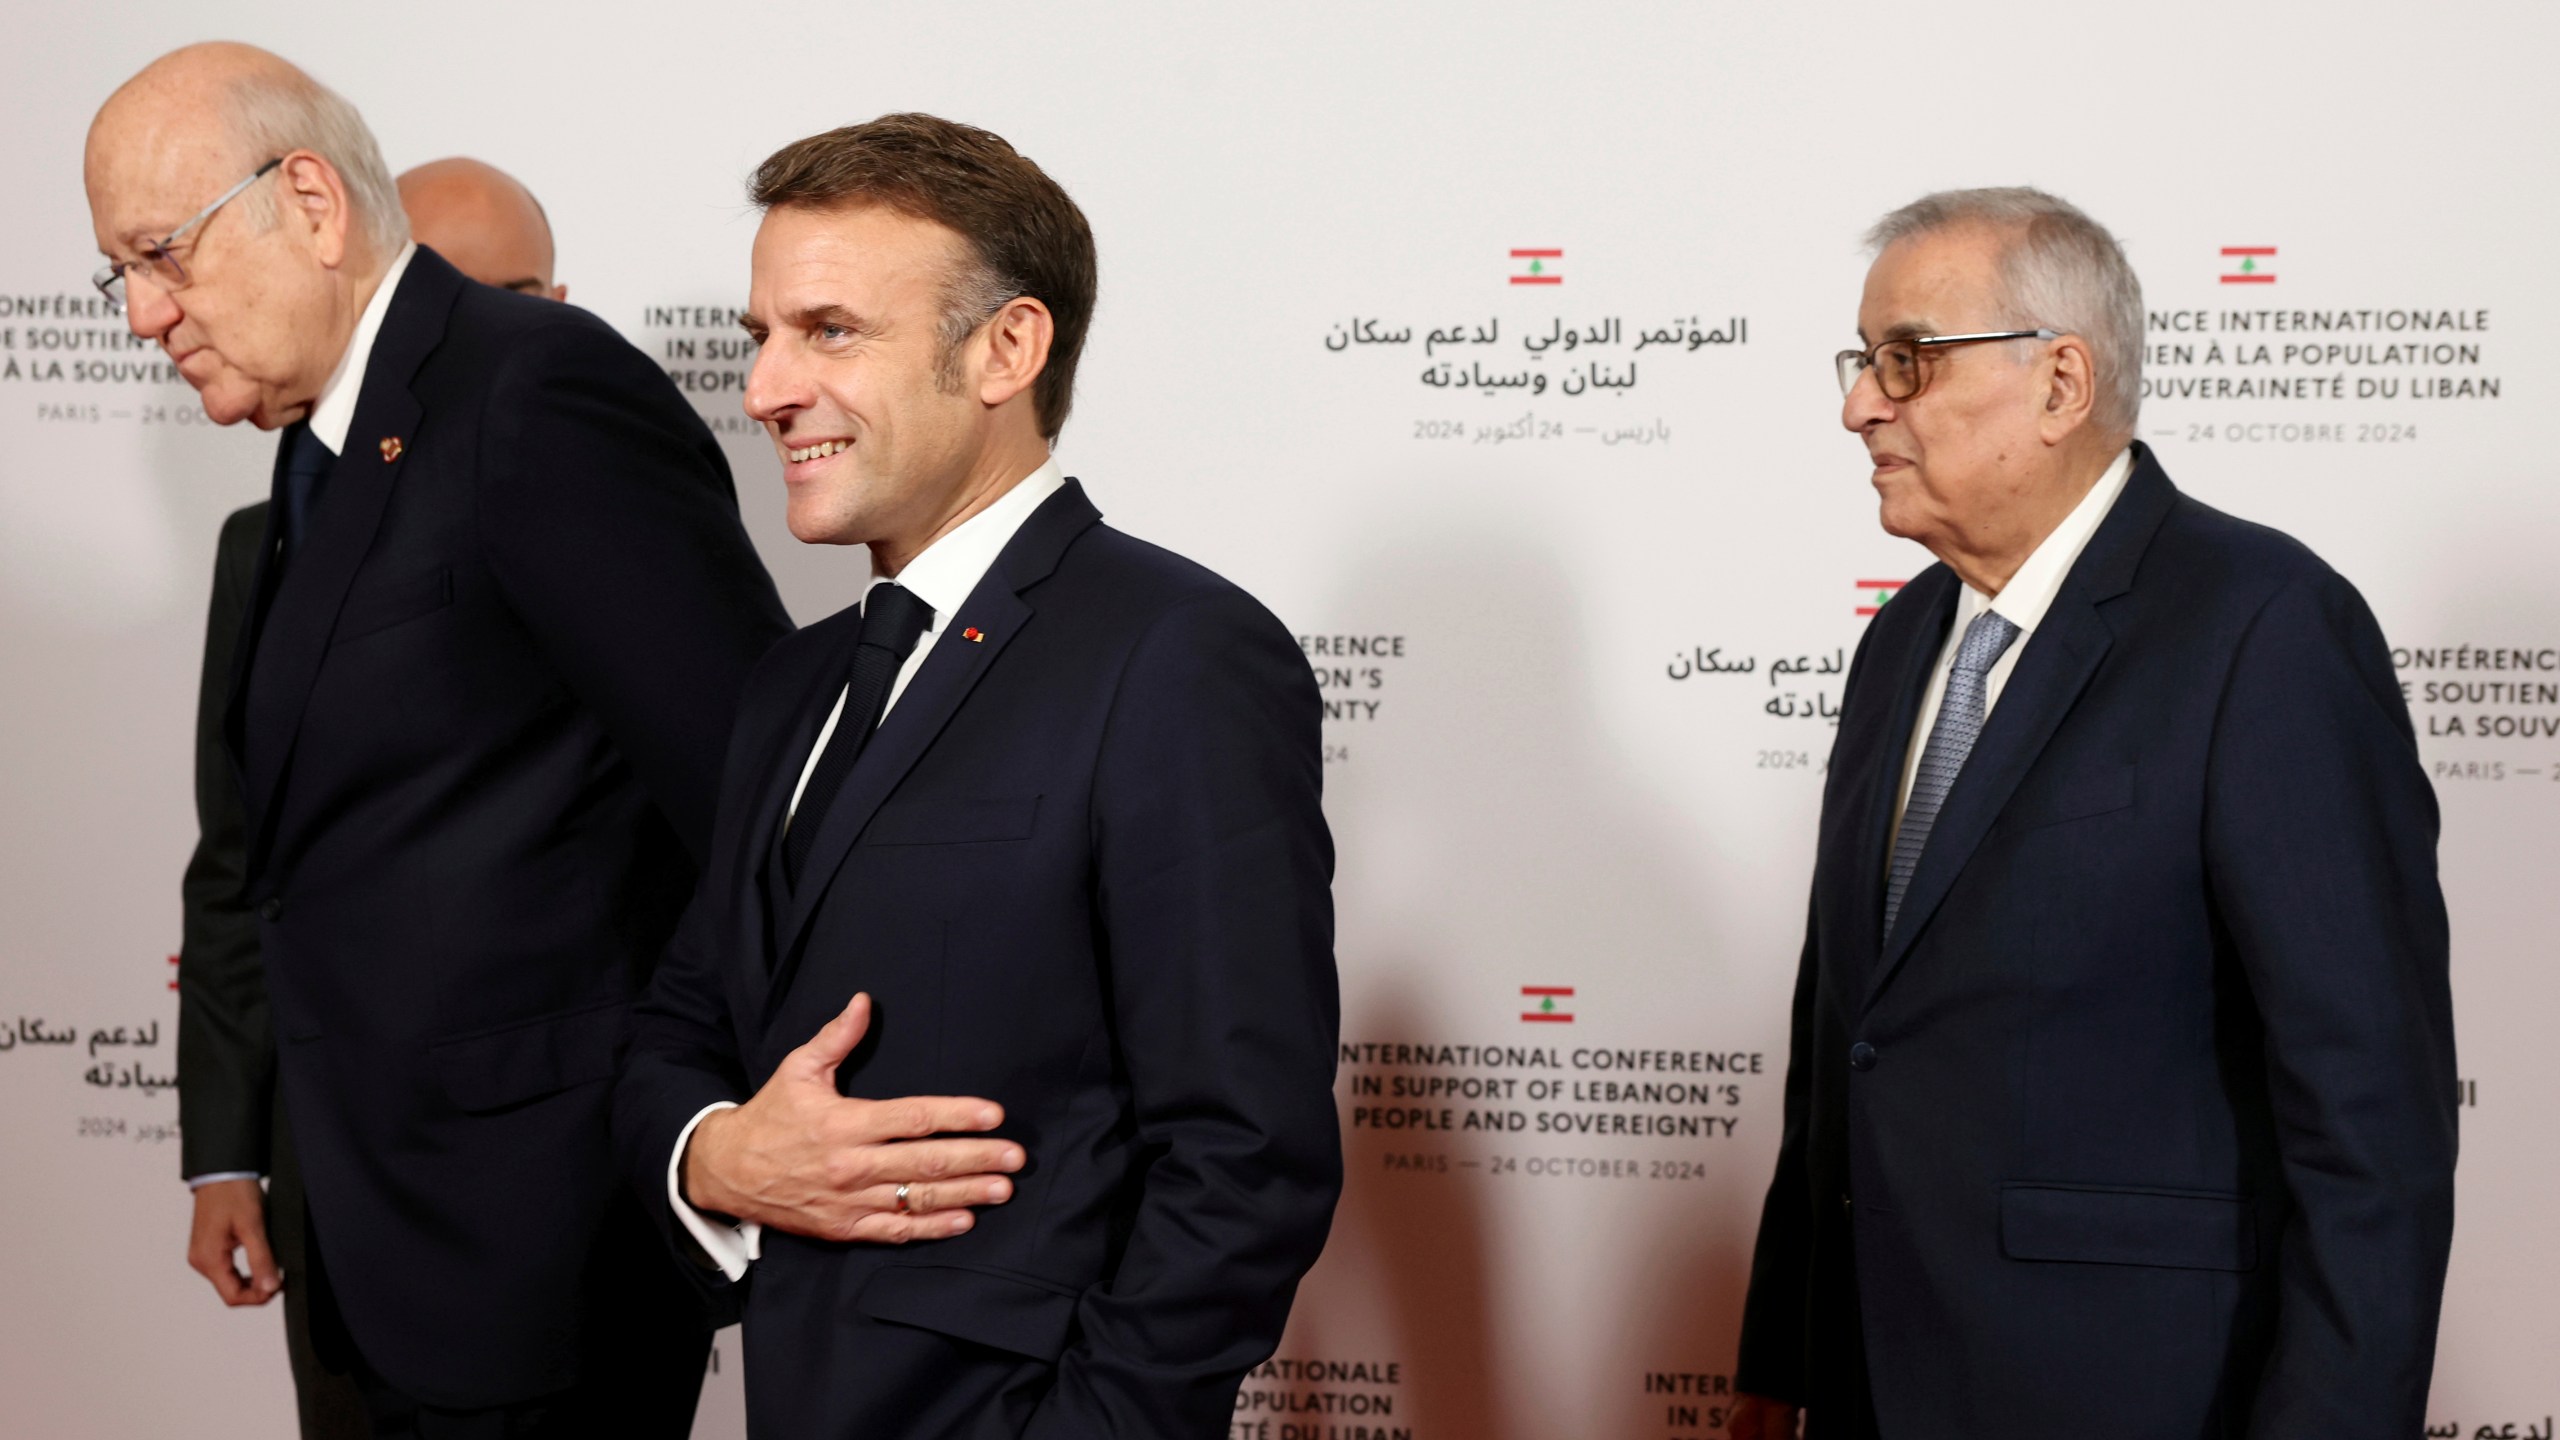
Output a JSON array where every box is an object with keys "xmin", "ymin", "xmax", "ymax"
[{"xmin": 894, "ymin": 1182, "xmax": 912, "ymax": 1214}]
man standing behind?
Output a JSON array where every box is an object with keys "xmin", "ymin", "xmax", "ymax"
[
  {"xmin": 90, "ymin": 43, "xmax": 794, "ymax": 1435},
  {"xmin": 1732, "ymin": 188, "xmax": 2455, "ymax": 1439},
  {"xmin": 175, "ymin": 155, "xmax": 589, "ymax": 1440},
  {"xmin": 615, "ymin": 114, "xmax": 1343, "ymax": 1438},
  {"xmin": 397, "ymin": 158, "xmax": 568, "ymax": 301}
]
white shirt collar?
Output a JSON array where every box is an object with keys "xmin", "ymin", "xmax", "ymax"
[
  {"xmin": 865, "ymin": 456, "xmax": 1068, "ymax": 625},
  {"xmin": 304, "ymin": 241, "xmax": 417, "ymax": 455},
  {"xmin": 1956, "ymin": 446, "xmax": 2134, "ymax": 638}
]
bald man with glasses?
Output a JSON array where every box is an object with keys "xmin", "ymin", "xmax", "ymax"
[
  {"xmin": 93, "ymin": 43, "xmax": 792, "ymax": 1437},
  {"xmin": 172, "ymin": 153, "xmax": 601, "ymax": 1440}
]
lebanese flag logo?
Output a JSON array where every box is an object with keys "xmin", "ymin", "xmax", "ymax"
[
  {"xmin": 1510, "ymin": 248, "xmax": 1563, "ymax": 286},
  {"xmin": 1521, "ymin": 985, "xmax": 1575, "ymax": 1023},
  {"xmin": 2220, "ymin": 246, "xmax": 2276, "ymax": 284},
  {"xmin": 1856, "ymin": 579, "xmax": 1907, "ymax": 617}
]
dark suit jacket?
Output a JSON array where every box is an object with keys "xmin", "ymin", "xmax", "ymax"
[
  {"xmin": 231, "ymin": 246, "xmax": 793, "ymax": 1408},
  {"xmin": 616, "ymin": 480, "xmax": 1342, "ymax": 1440},
  {"xmin": 181, "ymin": 501, "xmax": 373, "ymax": 1440},
  {"xmin": 180, "ymin": 501, "xmax": 275, "ymax": 1182},
  {"xmin": 1737, "ymin": 446, "xmax": 2457, "ymax": 1438}
]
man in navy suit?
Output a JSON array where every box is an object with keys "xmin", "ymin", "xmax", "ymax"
[
  {"xmin": 1730, "ymin": 188, "xmax": 2456, "ymax": 1440},
  {"xmin": 88, "ymin": 43, "xmax": 794, "ymax": 1436},
  {"xmin": 173, "ymin": 152, "xmax": 587, "ymax": 1440},
  {"xmin": 614, "ymin": 114, "xmax": 1343, "ymax": 1440}
]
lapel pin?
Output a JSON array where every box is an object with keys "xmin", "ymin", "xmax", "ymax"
[
  {"xmin": 378, "ymin": 436, "xmax": 404, "ymax": 463},
  {"xmin": 962, "ymin": 626, "xmax": 985, "ymax": 643}
]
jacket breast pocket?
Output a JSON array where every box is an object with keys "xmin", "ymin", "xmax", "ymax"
[
  {"xmin": 429, "ymin": 999, "xmax": 628, "ymax": 1114},
  {"xmin": 862, "ymin": 795, "xmax": 1042, "ymax": 847},
  {"xmin": 2000, "ymin": 1181, "xmax": 2257, "ymax": 1272},
  {"xmin": 855, "ymin": 1263, "xmax": 1081, "ymax": 1360},
  {"xmin": 334, "ymin": 567, "xmax": 452, "ymax": 644},
  {"xmin": 1999, "ymin": 761, "xmax": 2135, "ymax": 834}
]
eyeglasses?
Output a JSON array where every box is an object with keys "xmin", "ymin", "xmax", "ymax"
[
  {"xmin": 1835, "ymin": 329, "xmax": 2060, "ymax": 401},
  {"xmin": 92, "ymin": 157, "xmax": 284, "ymax": 314}
]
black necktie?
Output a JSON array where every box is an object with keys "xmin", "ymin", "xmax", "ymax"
[
  {"xmin": 782, "ymin": 583, "xmax": 934, "ymax": 885},
  {"xmin": 275, "ymin": 421, "xmax": 336, "ymax": 568}
]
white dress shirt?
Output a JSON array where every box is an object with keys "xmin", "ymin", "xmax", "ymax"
[
  {"xmin": 306, "ymin": 242, "xmax": 416, "ymax": 456},
  {"xmin": 1892, "ymin": 447, "xmax": 2132, "ymax": 828},
  {"xmin": 669, "ymin": 457, "xmax": 1067, "ymax": 1278},
  {"xmin": 182, "ymin": 242, "xmax": 418, "ymax": 1193}
]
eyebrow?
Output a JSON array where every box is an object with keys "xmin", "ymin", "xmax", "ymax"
[
  {"xmin": 1861, "ymin": 318, "xmax": 1934, "ymax": 345},
  {"xmin": 497, "ymin": 277, "xmax": 547, "ymax": 294}
]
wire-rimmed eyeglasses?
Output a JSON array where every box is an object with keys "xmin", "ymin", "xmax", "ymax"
[
  {"xmin": 1836, "ymin": 329, "xmax": 2061, "ymax": 401},
  {"xmin": 92, "ymin": 157, "xmax": 284, "ymax": 314}
]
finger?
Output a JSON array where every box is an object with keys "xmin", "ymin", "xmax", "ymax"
[
  {"xmin": 792, "ymin": 992, "xmax": 872, "ymax": 1080},
  {"xmin": 189, "ymin": 1239, "xmax": 250, "ymax": 1304},
  {"xmin": 843, "ymin": 1207, "xmax": 977, "ymax": 1246},
  {"xmin": 237, "ymin": 1216, "xmax": 282, "ymax": 1301},
  {"xmin": 849, "ymin": 1175, "xmax": 1016, "ymax": 1217},
  {"xmin": 847, "ymin": 1095, "xmax": 1009, "ymax": 1144}
]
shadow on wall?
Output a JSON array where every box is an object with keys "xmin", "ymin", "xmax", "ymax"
[{"xmin": 1311, "ymin": 522, "xmax": 1752, "ymax": 1435}]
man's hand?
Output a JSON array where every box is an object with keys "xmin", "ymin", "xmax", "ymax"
[
  {"xmin": 683, "ymin": 992, "xmax": 1025, "ymax": 1244},
  {"xmin": 187, "ymin": 1178, "xmax": 280, "ymax": 1306},
  {"xmin": 1728, "ymin": 1393, "xmax": 1801, "ymax": 1440}
]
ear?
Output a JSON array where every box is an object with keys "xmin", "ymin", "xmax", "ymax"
[
  {"xmin": 975, "ymin": 295, "xmax": 1053, "ymax": 412},
  {"xmin": 548, "ymin": 283, "xmax": 569, "ymax": 303},
  {"xmin": 274, "ymin": 150, "xmax": 358, "ymax": 271},
  {"xmin": 2036, "ymin": 333, "xmax": 2099, "ymax": 443}
]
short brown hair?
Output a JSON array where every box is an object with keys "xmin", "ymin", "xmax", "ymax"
[{"xmin": 751, "ymin": 114, "xmax": 1097, "ymax": 439}]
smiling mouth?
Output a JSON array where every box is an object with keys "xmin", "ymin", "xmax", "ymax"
[{"xmin": 786, "ymin": 439, "xmax": 850, "ymax": 462}]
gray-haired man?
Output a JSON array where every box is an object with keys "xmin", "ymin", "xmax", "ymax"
[
  {"xmin": 89, "ymin": 42, "xmax": 793, "ymax": 1436},
  {"xmin": 1732, "ymin": 188, "xmax": 2454, "ymax": 1439}
]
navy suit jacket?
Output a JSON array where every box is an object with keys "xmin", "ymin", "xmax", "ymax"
[
  {"xmin": 1737, "ymin": 447, "xmax": 2457, "ymax": 1438},
  {"xmin": 230, "ymin": 246, "xmax": 793, "ymax": 1407},
  {"xmin": 615, "ymin": 481, "xmax": 1343, "ymax": 1440}
]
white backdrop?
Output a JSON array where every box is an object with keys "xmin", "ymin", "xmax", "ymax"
[{"xmin": 3, "ymin": 3, "xmax": 2553, "ymax": 1436}]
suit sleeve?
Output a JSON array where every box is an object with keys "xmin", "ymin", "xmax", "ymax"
[
  {"xmin": 1733, "ymin": 612, "xmax": 1880, "ymax": 1406},
  {"xmin": 1025, "ymin": 589, "xmax": 1342, "ymax": 1440},
  {"xmin": 2204, "ymin": 572, "xmax": 2457, "ymax": 1439},
  {"xmin": 612, "ymin": 656, "xmax": 784, "ymax": 1317},
  {"xmin": 1733, "ymin": 892, "xmax": 1820, "ymax": 1404},
  {"xmin": 177, "ymin": 504, "xmax": 275, "ymax": 1181},
  {"xmin": 476, "ymin": 318, "xmax": 793, "ymax": 860}
]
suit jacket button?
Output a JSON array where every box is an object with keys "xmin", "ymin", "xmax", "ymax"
[
  {"xmin": 1848, "ymin": 1041, "xmax": 1877, "ymax": 1072},
  {"xmin": 259, "ymin": 898, "xmax": 283, "ymax": 922}
]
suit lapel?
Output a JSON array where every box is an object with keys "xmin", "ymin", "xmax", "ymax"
[
  {"xmin": 1834, "ymin": 572, "xmax": 1953, "ymax": 1006},
  {"xmin": 730, "ymin": 611, "xmax": 868, "ymax": 1026},
  {"xmin": 238, "ymin": 254, "xmax": 461, "ymax": 862},
  {"xmin": 1862, "ymin": 449, "xmax": 2180, "ymax": 1012},
  {"xmin": 763, "ymin": 482, "xmax": 1105, "ymax": 1017}
]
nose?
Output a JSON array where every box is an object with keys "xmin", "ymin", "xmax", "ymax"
[
  {"xmin": 1841, "ymin": 364, "xmax": 1893, "ymax": 434},
  {"xmin": 742, "ymin": 337, "xmax": 803, "ymax": 427},
  {"xmin": 123, "ymin": 272, "xmax": 182, "ymax": 342}
]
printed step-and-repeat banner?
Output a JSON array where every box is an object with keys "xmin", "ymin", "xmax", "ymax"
[{"xmin": 3, "ymin": 3, "xmax": 2552, "ymax": 1436}]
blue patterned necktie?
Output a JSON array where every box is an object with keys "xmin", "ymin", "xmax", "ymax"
[{"xmin": 1883, "ymin": 609, "xmax": 2023, "ymax": 942}]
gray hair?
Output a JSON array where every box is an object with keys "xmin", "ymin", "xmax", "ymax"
[
  {"xmin": 1865, "ymin": 187, "xmax": 2142, "ymax": 436},
  {"xmin": 224, "ymin": 67, "xmax": 410, "ymax": 261}
]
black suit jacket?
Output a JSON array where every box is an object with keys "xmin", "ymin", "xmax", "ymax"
[
  {"xmin": 232, "ymin": 247, "xmax": 793, "ymax": 1408},
  {"xmin": 1737, "ymin": 447, "xmax": 2458, "ymax": 1437},
  {"xmin": 616, "ymin": 481, "xmax": 1342, "ymax": 1440},
  {"xmin": 180, "ymin": 501, "xmax": 275, "ymax": 1181}
]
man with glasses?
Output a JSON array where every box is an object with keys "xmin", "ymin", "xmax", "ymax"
[
  {"xmin": 173, "ymin": 154, "xmax": 587, "ymax": 1440},
  {"xmin": 1731, "ymin": 188, "xmax": 2454, "ymax": 1439},
  {"xmin": 88, "ymin": 42, "xmax": 793, "ymax": 1436}
]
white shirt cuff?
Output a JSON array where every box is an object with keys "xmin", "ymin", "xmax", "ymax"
[
  {"xmin": 185, "ymin": 1171, "xmax": 263, "ymax": 1189},
  {"xmin": 669, "ymin": 1101, "xmax": 761, "ymax": 1281}
]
